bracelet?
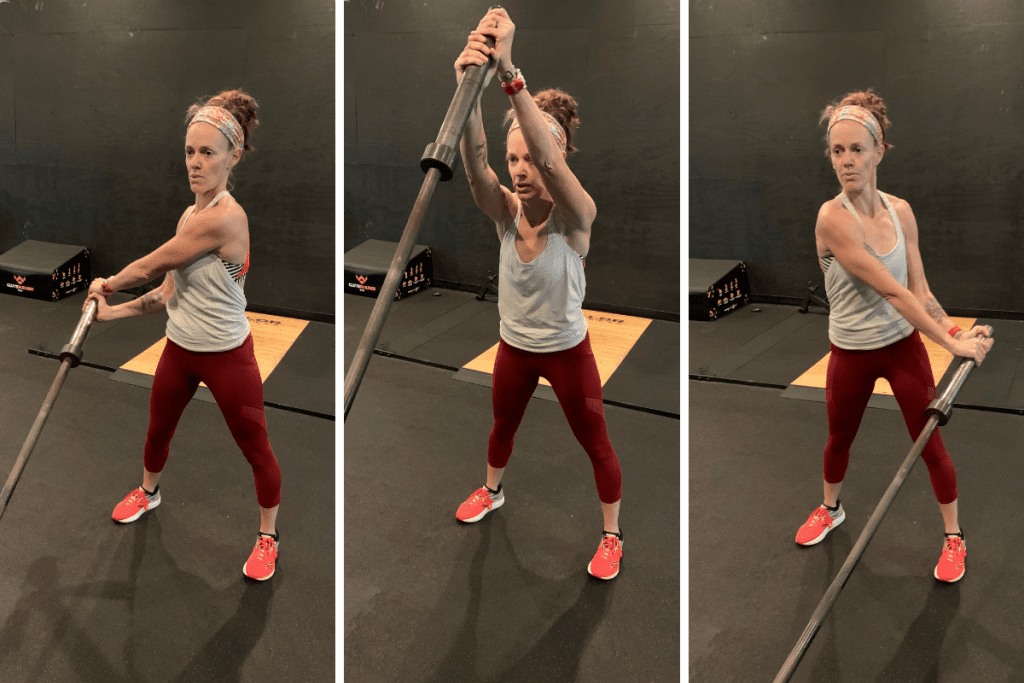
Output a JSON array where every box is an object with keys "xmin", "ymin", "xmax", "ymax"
[
  {"xmin": 101, "ymin": 279, "xmax": 114, "ymax": 295},
  {"xmin": 501, "ymin": 67, "xmax": 525, "ymax": 95},
  {"xmin": 948, "ymin": 325, "xmax": 961, "ymax": 338}
]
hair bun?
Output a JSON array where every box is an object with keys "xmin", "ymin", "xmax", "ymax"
[
  {"xmin": 819, "ymin": 88, "xmax": 892, "ymax": 152},
  {"xmin": 504, "ymin": 87, "xmax": 581, "ymax": 153},
  {"xmin": 186, "ymin": 89, "xmax": 260, "ymax": 152}
]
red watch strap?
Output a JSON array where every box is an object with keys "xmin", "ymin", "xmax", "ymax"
[{"xmin": 948, "ymin": 325, "xmax": 961, "ymax": 338}]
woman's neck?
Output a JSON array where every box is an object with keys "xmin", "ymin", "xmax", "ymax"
[
  {"xmin": 520, "ymin": 195, "xmax": 553, "ymax": 230},
  {"xmin": 844, "ymin": 183, "xmax": 882, "ymax": 219},
  {"xmin": 195, "ymin": 185, "xmax": 228, "ymax": 212}
]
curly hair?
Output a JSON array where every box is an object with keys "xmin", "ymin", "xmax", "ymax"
[
  {"xmin": 504, "ymin": 88, "xmax": 581, "ymax": 154},
  {"xmin": 819, "ymin": 89, "xmax": 892, "ymax": 155},
  {"xmin": 186, "ymin": 89, "xmax": 260, "ymax": 153}
]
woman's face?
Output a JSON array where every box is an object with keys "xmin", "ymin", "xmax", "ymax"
[
  {"xmin": 506, "ymin": 129, "xmax": 551, "ymax": 201},
  {"xmin": 185, "ymin": 122, "xmax": 240, "ymax": 194},
  {"xmin": 828, "ymin": 119, "xmax": 883, "ymax": 191}
]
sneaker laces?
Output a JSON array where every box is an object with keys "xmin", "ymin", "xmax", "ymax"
[
  {"xmin": 255, "ymin": 536, "xmax": 275, "ymax": 559},
  {"xmin": 943, "ymin": 536, "xmax": 963, "ymax": 557},
  {"xmin": 599, "ymin": 535, "xmax": 619, "ymax": 557},
  {"xmin": 473, "ymin": 489, "xmax": 493, "ymax": 508},
  {"xmin": 129, "ymin": 490, "xmax": 146, "ymax": 505}
]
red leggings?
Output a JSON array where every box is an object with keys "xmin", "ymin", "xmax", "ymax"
[
  {"xmin": 824, "ymin": 331, "xmax": 957, "ymax": 504},
  {"xmin": 144, "ymin": 334, "xmax": 282, "ymax": 509},
  {"xmin": 488, "ymin": 333, "xmax": 622, "ymax": 504}
]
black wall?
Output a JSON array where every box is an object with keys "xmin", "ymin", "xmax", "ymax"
[
  {"xmin": 690, "ymin": 2, "xmax": 1024, "ymax": 313},
  {"xmin": 0, "ymin": 0, "xmax": 335, "ymax": 316},
  {"xmin": 345, "ymin": 0, "xmax": 681, "ymax": 315}
]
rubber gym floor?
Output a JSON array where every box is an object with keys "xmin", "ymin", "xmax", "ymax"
[
  {"xmin": 690, "ymin": 303, "xmax": 1024, "ymax": 682},
  {"xmin": 344, "ymin": 288, "xmax": 681, "ymax": 683},
  {"xmin": 0, "ymin": 292, "xmax": 334, "ymax": 682}
]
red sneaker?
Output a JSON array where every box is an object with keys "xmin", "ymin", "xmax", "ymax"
[
  {"xmin": 795, "ymin": 503, "xmax": 845, "ymax": 546},
  {"xmin": 934, "ymin": 534, "xmax": 966, "ymax": 583},
  {"xmin": 244, "ymin": 534, "xmax": 279, "ymax": 581},
  {"xmin": 456, "ymin": 486, "xmax": 503, "ymax": 523},
  {"xmin": 588, "ymin": 533, "xmax": 623, "ymax": 580},
  {"xmin": 112, "ymin": 487, "xmax": 160, "ymax": 524}
]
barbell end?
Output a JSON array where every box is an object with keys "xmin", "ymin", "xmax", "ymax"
[
  {"xmin": 925, "ymin": 400, "xmax": 952, "ymax": 427},
  {"xmin": 420, "ymin": 144, "xmax": 455, "ymax": 181},
  {"xmin": 58, "ymin": 298, "xmax": 99, "ymax": 368}
]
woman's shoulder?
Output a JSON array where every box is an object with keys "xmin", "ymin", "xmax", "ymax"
[
  {"xmin": 549, "ymin": 201, "xmax": 594, "ymax": 235},
  {"xmin": 496, "ymin": 190, "xmax": 520, "ymax": 237},
  {"xmin": 817, "ymin": 195, "xmax": 847, "ymax": 223},
  {"xmin": 205, "ymin": 195, "xmax": 248, "ymax": 230},
  {"xmin": 878, "ymin": 191, "xmax": 911, "ymax": 215}
]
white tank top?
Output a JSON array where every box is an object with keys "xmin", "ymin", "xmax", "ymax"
[
  {"xmin": 165, "ymin": 190, "xmax": 251, "ymax": 352},
  {"xmin": 821, "ymin": 191, "xmax": 914, "ymax": 350},
  {"xmin": 497, "ymin": 198, "xmax": 588, "ymax": 352}
]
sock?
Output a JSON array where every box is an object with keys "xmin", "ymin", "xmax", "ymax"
[
  {"xmin": 260, "ymin": 530, "xmax": 279, "ymax": 542},
  {"xmin": 945, "ymin": 529, "xmax": 963, "ymax": 539},
  {"xmin": 485, "ymin": 483, "xmax": 502, "ymax": 498},
  {"xmin": 142, "ymin": 484, "xmax": 159, "ymax": 499},
  {"xmin": 824, "ymin": 500, "xmax": 840, "ymax": 517},
  {"xmin": 603, "ymin": 529, "xmax": 622, "ymax": 540}
]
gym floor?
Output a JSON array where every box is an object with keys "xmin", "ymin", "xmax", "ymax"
[
  {"xmin": 344, "ymin": 289, "xmax": 681, "ymax": 682},
  {"xmin": 690, "ymin": 304, "xmax": 1024, "ymax": 682},
  {"xmin": 0, "ymin": 292, "xmax": 334, "ymax": 682}
]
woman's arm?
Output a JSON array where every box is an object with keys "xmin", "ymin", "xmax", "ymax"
[
  {"xmin": 505, "ymin": 89, "xmax": 596, "ymax": 234},
  {"xmin": 816, "ymin": 202, "xmax": 991, "ymax": 362},
  {"xmin": 458, "ymin": 99, "xmax": 515, "ymax": 234},
  {"xmin": 898, "ymin": 198, "xmax": 992, "ymax": 340},
  {"xmin": 480, "ymin": 8, "xmax": 596, "ymax": 246},
  {"xmin": 97, "ymin": 273, "xmax": 176, "ymax": 320},
  {"xmin": 455, "ymin": 22, "xmax": 514, "ymax": 235},
  {"xmin": 100, "ymin": 208, "xmax": 236, "ymax": 294}
]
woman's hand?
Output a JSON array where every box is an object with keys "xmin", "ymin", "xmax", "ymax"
[
  {"xmin": 951, "ymin": 335, "xmax": 994, "ymax": 365},
  {"xmin": 87, "ymin": 278, "xmax": 109, "ymax": 300},
  {"xmin": 83, "ymin": 289, "xmax": 112, "ymax": 322},
  {"xmin": 454, "ymin": 31, "xmax": 494, "ymax": 86},
  {"xmin": 959, "ymin": 324, "xmax": 993, "ymax": 341},
  {"xmin": 455, "ymin": 8, "xmax": 515, "ymax": 85}
]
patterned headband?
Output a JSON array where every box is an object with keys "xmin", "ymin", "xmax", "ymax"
[
  {"xmin": 828, "ymin": 105, "xmax": 883, "ymax": 145},
  {"xmin": 508, "ymin": 111, "xmax": 567, "ymax": 153},
  {"xmin": 190, "ymin": 106, "xmax": 244, "ymax": 151}
]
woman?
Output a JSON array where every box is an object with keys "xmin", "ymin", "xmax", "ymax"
[
  {"xmin": 796, "ymin": 90, "xmax": 993, "ymax": 583},
  {"xmin": 84, "ymin": 89, "xmax": 281, "ymax": 581},
  {"xmin": 451, "ymin": 8, "xmax": 624, "ymax": 581}
]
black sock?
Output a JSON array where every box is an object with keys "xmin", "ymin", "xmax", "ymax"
[
  {"xmin": 260, "ymin": 530, "xmax": 279, "ymax": 542},
  {"xmin": 945, "ymin": 529, "xmax": 963, "ymax": 539},
  {"xmin": 603, "ymin": 529, "xmax": 622, "ymax": 540},
  {"xmin": 143, "ymin": 484, "xmax": 159, "ymax": 497},
  {"xmin": 486, "ymin": 483, "xmax": 502, "ymax": 496},
  {"xmin": 824, "ymin": 500, "xmax": 839, "ymax": 512}
]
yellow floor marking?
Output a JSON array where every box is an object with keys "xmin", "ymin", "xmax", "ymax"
[
  {"xmin": 790, "ymin": 317, "xmax": 976, "ymax": 395},
  {"xmin": 119, "ymin": 312, "xmax": 309, "ymax": 385},
  {"xmin": 462, "ymin": 311, "xmax": 653, "ymax": 387}
]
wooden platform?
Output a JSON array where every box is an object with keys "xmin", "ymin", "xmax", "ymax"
[
  {"xmin": 790, "ymin": 316, "xmax": 977, "ymax": 396},
  {"xmin": 119, "ymin": 312, "xmax": 309, "ymax": 385},
  {"xmin": 461, "ymin": 310, "xmax": 653, "ymax": 387}
]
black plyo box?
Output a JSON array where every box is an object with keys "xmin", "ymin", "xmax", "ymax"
[
  {"xmin": 0, "ymin": 240, "xmax": 91, "ymax": 302},
  {"xmin": 344, "ymin": 239, "xmax": 432, "ymax": 300},
  {"xmin": 689, "ymin": 259, "xmax": 750, "ymax": 321}
]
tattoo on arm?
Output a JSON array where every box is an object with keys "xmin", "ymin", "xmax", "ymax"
[
  {"xmin": 138, "ymin": 291, "xmax": 164, "ymax": 313},
  {"xmin": 924, "ymin": 296, "xmax": 946, "ymax": 325}
]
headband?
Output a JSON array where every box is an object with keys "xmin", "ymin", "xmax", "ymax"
[
  {"xmin": 828, "ymin": 105, "xmax": 883, "ymax": 145},
  {"xmin": 508, "ymin": 111, "xmax": 567, "ymax": 153},
  {"xmin": 190, "ymin": 106, "xmax": 245, "ymax": 151}
]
